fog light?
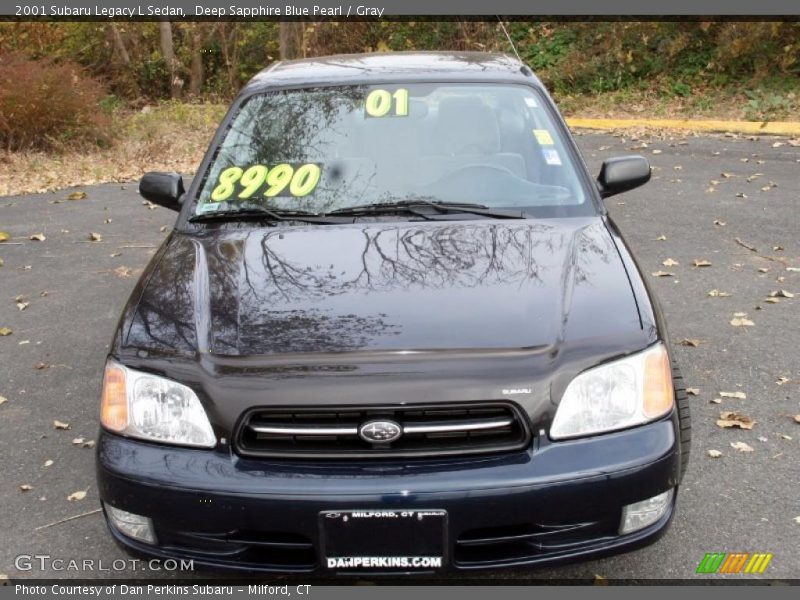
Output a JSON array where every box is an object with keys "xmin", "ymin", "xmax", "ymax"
[
  {"xmin": 105, "ymin": 504, "xmax": 156, "ymax": 544},
  {"xmin": 619, "ymin": 489, "xmax": 674, "ymax": 534}
]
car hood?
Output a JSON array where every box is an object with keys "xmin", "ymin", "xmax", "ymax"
[{"xmin": 122, "ymin": 217, "xmax": 643, "ymax": 357}]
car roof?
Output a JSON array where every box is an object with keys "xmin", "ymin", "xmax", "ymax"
[{"xmin": 242, "ymin": 51, "xmax": 543, "ymax": 94}]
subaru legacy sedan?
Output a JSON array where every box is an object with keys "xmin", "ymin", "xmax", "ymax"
[{"xmin": 97, "ymin": 52, "xmax": 690, "ymax": 575}]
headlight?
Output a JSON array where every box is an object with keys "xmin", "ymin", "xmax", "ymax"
[
  {"xmin": 100, "ymin": 361, "xmax": 216, "ymax": 448},
  {"xmin": 550, "ymin": 343, "xmax": 673, "ymax": 439}
]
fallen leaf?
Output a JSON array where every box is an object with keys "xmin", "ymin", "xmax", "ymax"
[
  {"xmin": 104, "ymin": 218, "xmax": 112, "ymax": 224},
  {"xmin": 707, "ymin": 449, "xmax": 723, "ymax": 458},
  {"xmin": 721, "ymin": 172, "xmax": 735, "ymax": 178},
  {"xmin": 35, "ymin": 361, "xmax": 49, "ymax": 370},
  {"xmin": 693, "ymin": 259, "xmax": 712, "ymax": 267},
  {"xmin": 651, "ymin": 271, "xmax": 674, "ymax": 278},
  {"xmin": 720, "ymin": 391, "xmax": 746, "ymax": 399},
  {"xmin": 730, "ymin": 317, "xmax": 755, "ymax": 327},
  {"xmin": 43, "ymin": 459, "xmax": 53, "ymax": 467},
  {"xmin": 757, "ymin": 436, "xmax": 768, "ymax": 442},
  {"xmin": 758, "ymin": 267, "xmax": 770, "ymax": 273},
  {"xmin": 662, "ymin": 258, "xmax": 680, "ymax": 267},
  {"xmin": 655, "ymin": 235, "xmax": 667, "ymax": 241},
  {"xmin": 730, "ymin": 441, "xmax": 754, "ymax": 453},
  {"xmin": 16, "ymin": 301, "xmax": 29, "ymax": 311},
  {"xmin": 113, "ymin": 266, "xmax": 133, "ymax": 278},
  {"xmin": 734, "ymin": 238, "xmax": 757, "ymax": 252},
  {"xmin": 67, "ymin": 489, "xmax": 87, "ymax": 502},
  {"xmin": 769, "ymin": 289, "xmax": 794, "ymax": 298},
  {"xmin": 53, "ymin": 420, "xmax": 70, "ymax": 430},
  {"xmin": 735, "ymin": 192, "xmax": 748, "ymax": 198},
  {"xmin": 160, "ymin": 225, "xmax": 168, "ymax": 232},
  {"xmin": 19, "ymin": 484, "xmax": 33, "ymax": 492},
  {"xmin": 780, "ymin": 434, "xmax": 792, "ymax": 440},
  {"xmin": 680, "ymin": 338, "xmax": 700, "ymax": 347},
  {"xmin": 713, "ymin": 220, "xmax": 726, "ymax": 226},
  {"xmin": 707, "ymin": 289, "xmax": 731, "ymax": 297},
  {"xmin": 29, "ymin": 233, "xmax": 46, "ymax": 241},
  {"xmin": 110, "ymin": 252, "xmax": 122, "ymax": 258},
  {"xmin": 593, "ymin": 574, "xmax": 608, "ymax": 585},
  {"xmin": 0, "ymin": 231, "xmax": 10, "ymax": 242},
  {"xmin": 794, "ymin": 516, "xmax": 800, "ymax": 524},
  {"xmin": 686, "ymin": 388, "xmax": 700, "ymax": 395},
  {"xmin": 67, "ymin": 191, "xmax": 87, "ymax": 200},
  {"xmin": 761, "ymin": 185, "xmax": 772, "ymax": 192},
  {"xmin": 764, "ymin": 297, "xmax": 779, "ymax": 304},
  {"xmin": 787, "ymin": 267, "xmax": 800, "ymax": 272},
  {"xmin": 746, "ymin": 173, "xmax": 763, "ymax": 182},
  {"xmin": 89, "ymin": 232, "xmax": 102, "ymax": 242},
  {"xmin": 0, "ymin": 327, "xmax": 12, "ymax": 336},
  {"xmin": 82, "ymin": 440, "xmax": 96, "ymax": 449},
  {"xmin": 710, "ymin": 398, "xmax": 722, "ymax": 404},
  {"xmin": 794, "ymin": 415, "xmax": 800, "ymax": 424},
  {"xmin": 0, "ymin": 395, "xmax": 7, "ymax": 405},
  {"xmin": 717, "ymin": 411, "xmax": 756, "ymax": 430}
]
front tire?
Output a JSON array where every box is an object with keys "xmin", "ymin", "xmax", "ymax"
[{"xmin": 672, "ymin": 363, "xmax": 691, "ymax": 479}]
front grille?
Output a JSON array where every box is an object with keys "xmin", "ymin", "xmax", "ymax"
[{"xmin": 235, "ymin": 402, "xmax": 530, "ymax": 459}]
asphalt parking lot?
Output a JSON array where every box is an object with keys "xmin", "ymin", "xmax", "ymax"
[{"xmin": 0, "ymin": 131, "xmax": 798, "ymax": 581}]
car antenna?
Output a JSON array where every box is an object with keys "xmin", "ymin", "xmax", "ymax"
[{"xmin": 496, "ymin": 16, "xmax": 522, "ymax": 62}]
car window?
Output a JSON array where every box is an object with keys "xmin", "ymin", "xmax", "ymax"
[{"xmin": 194, "ymin": 83, "xmax": 591, "ymax": 217}]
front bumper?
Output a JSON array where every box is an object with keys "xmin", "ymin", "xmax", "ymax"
[{"xmin": 96, "ymin": 418, "xmax": 680, "ymax": 575}]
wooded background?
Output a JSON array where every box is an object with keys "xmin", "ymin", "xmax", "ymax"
[
  {"xmin": 2, "ymin": 21, "xmax": 798, "ymax": 101},
  {"xmin": 1, "ymin": 21, "xmax": 799, "ymax": 152}
]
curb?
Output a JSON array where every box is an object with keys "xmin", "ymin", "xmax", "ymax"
[{"xmin": 565, "ymin": 117, "xmax": 800, "ymax": 137}]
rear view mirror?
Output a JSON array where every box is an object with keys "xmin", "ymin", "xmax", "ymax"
[
  {"xmin": 139, "ymin": 172, "xmax": 185, "ymax": 211},
  {"xmin": 596, "ymin": 156, "xmax": 651, "ymax": 198}
]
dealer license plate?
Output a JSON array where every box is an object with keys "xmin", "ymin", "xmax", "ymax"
[{"xmin": 320, "ymin": 509, "xmax": 447, "ymax": 572}]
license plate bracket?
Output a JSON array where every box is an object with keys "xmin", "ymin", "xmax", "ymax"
[{"xmin": 320, "ymin": 509, "xmax": 447, "ymax": 571}]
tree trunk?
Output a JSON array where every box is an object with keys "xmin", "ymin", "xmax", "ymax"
[
  {"xmin": 159, "ymin": 21, "xmax": 182, "ymax": 99},
  {"xmin": 279, "ymin": 22, "xmax": 303, "ymax": 60},
  {"xmin": 188, "ymin": 25, "xmax": 205, "ymax": 97},
  {"xmin": 108, "ymin": 23, "xmax": 131, "ymax": 66}
]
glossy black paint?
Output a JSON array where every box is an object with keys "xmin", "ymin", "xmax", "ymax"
[
  {"xmin": 597, "ymin": 156, "xmax": 652, "ymax": 198},
  {"xmin": 99, "ymin": 52, "xmax": 682, "ymax": 574}
]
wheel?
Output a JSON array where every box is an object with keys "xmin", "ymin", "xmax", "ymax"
[{"xmin": 672, "ymin": 362, "xmax": 691, "ymax": 479}]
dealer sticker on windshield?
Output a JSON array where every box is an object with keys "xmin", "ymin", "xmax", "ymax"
[
  {"xmin": 533, "ymin": 128, "xmax": 555, "ymax": 145},
  {"xmin": 321, "ymin": 509, "xmax": 447, "ymax": 571},
  {"xmin": 209, "ymin": 162, "xmax": 321, "ymax": 202}
]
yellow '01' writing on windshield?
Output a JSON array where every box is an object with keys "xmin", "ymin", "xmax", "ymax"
[
  {"xmin": 365, "ymin": 88, "xmax": 409, "ymax": 118},
  {"xmin": 210, "ymin": 163, "xmax": 321, "ymax": 202}
]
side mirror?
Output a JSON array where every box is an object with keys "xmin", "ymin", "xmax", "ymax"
[
  {"xmin": 139, "ymin": 172, "xmax": 185, "ymax": 211},
  {"xmin": 596, "ymin": 156, "xmax": 651, "ymax": 198}
]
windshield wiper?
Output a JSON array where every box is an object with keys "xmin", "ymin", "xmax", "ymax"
[
  {"xmin": 326, "ymin": 199, "xmax": 527, "ymax": 219},
  {"xmin": 189, "ymin": 208, "xmax": 351, "ymax": 225}
]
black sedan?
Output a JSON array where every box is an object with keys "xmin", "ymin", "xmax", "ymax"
[{"xmin": 96, "ymin": 51, "xmax": 690, "ymax": 575}]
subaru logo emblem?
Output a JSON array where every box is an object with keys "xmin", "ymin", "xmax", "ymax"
[{"xmin": 359, "ymin": 420, "xmax": 402, "ymax": 443}]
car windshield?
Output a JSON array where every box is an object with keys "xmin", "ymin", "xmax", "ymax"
[{"xmin": 193, "ymin": 83, "xmax": 591, "ymax": 218}]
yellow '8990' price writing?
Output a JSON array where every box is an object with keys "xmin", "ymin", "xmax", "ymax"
[{"xmin": 210, "ymin": 163, "xmax": 321, "ymax": 202}]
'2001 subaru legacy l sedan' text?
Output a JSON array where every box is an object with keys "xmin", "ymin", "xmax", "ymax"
[{"xmin": 97, "ymin": 52, "xmax": 690, "ymax": 575}]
